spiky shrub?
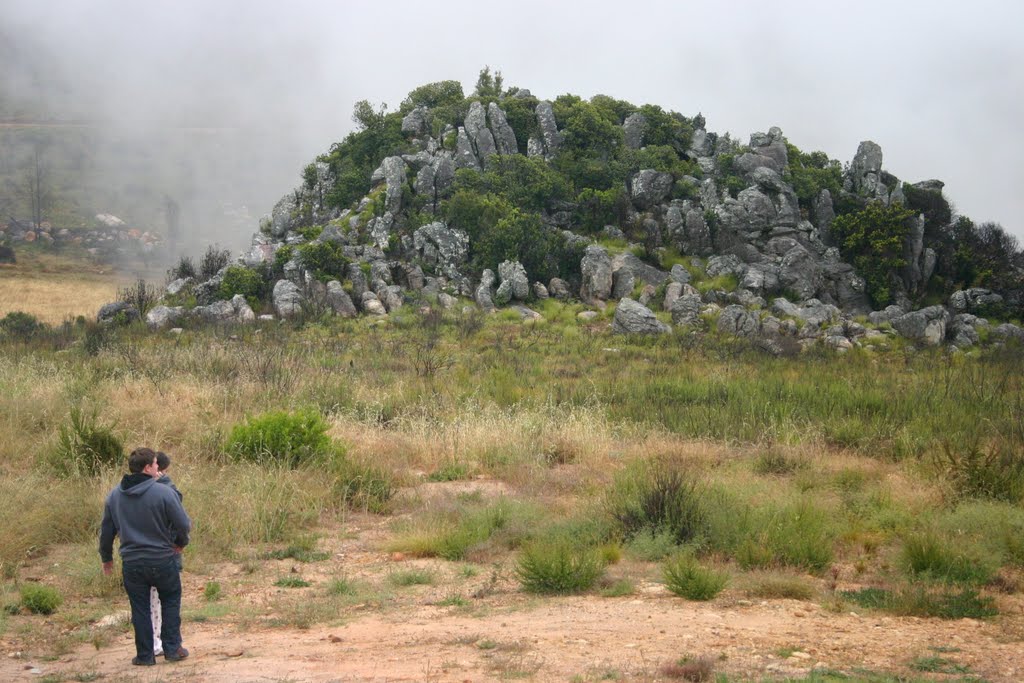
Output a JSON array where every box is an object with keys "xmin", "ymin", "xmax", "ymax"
[
  {"xmin": 609, "ymin": 460, "xmax": 707, "ymax": 545},
  {"xmin": 329, "ymin": 456, "xmax": 395, "ymax": 514},
  {"xmin": 937, "ymin": 440, "xmax": 1024, "ymax": 504},
  {"xmin": 901, "ymin": 532, "xmax": 996, "ymax": 585},
  {"xmin": 662, "ymin": 553, "xmax": 727, "ymax": 601},
  {"xmin": 168, "ymin": 255, "xmax": 197, "ymax": 281},
  {"xmin": 20, "ymin": 583, "xmax": 62, "ymax": 615},
  {"xmin": 51, "ymin": 406, "xmax": 124, "ymax": 476},
  {"xmin": 199, "ymin": 245, "xmax": 231, "ymax": 280},
  {"xmin": 225, "ymin": 409, "xmax": 331, "ymax": 467},
  {"xmin": 116, "ymin": 279, "xmax": 159, "ymax": 318},
  {"xmin": 516, "ymin": 540, "xmax": 604, "ymax": 594}
]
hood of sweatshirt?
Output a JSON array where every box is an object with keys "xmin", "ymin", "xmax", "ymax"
[{"xmin": 119, "ymin": 473, "xmax": 156, "ymax": 495}]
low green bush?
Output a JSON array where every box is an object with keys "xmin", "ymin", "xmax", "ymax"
[
  {"xmin": 662, "ymin": 553, "xmax": 727, "ymax": 600},
  {"xmin": 840, "ymin": 585, "xmax": 997, "ymax": 619},
  {"xmin": 51, "ymin": 406, "xmax": 124, "ymax": 476},
  {"xmin": 20, "ymin": 583, "xmax": 62, "ymax": 615},
  {"xmin": 0, "ymin": 311, "xmax": 45, "ymax": 343},
  {"xmin": 225, "ymin": 409, "xmax": 332, "ymax": 467},
  {"xmin": 218, "ymin": 265, "xmax": 266, "ymax": 305},
  {"xmin": 516, "ymin": 540, "xmax": 604, "ymax": 594},
  {"xmin": 297, "ymin": 240, "xmax": 350, "ymax": 282},
  {"xmin": 901, "ymin": 532, "xmax": 997, "ymax": 585}
]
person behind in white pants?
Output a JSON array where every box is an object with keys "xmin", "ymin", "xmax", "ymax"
[{"xmin": 150, "ymin": 451, "xmax": 184, "ymax": 657}]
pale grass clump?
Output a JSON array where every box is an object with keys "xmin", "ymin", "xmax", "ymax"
[
  {"xmin": 0, "ymin": 271, "xmax": 130, "ymax": 325},
  {"xmin": 181, "ymin": 461, "xmax": 337, "ymax": 563},
  {"xmin": 0, "ymin": 471, "xmax": 107, "ymax": 577}
]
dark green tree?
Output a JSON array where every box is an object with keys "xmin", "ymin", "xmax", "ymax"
[{"xmin": 831, "ymin": 201, "xmax": 916, "ymax": 307}]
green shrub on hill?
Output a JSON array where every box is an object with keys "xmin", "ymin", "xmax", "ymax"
[{"xmin": 225, "ymin": 409, "xmax": 332, "ymax": 467}]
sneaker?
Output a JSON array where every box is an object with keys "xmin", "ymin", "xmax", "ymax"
[
  {"xmin": 165, "ymin": 647, "xmax": 190, "ymax": 662},
  {"xmin": 132, "ymin": 656, "xmax": 156, "ymax": 666}
]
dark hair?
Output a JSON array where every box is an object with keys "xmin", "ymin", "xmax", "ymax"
[
  {"xmin": 128, "ymin": 447, "xmax": 157, "ymax": 474},
  {"xmin": 156, "ymin": 451, "xmax": 171, "ymax": 472}
]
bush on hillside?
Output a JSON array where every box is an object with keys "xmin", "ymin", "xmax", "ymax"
[
  {"xmin": 51, "ymin": 406, "xmax": 124, "ymax": 476},
  {"xmin": 225, "ymin": 409, "xmax": 332, "ymax": 467},
  {"xmin": 0, "ymin": 311, "xmax": 45, "ymax": 343},
  {"xmin": 19, "ymin": 583, "xmax": 62, "ymax": 615}
]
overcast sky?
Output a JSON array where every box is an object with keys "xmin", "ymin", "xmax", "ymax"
[{"xmin": 4, "ymin": 0, "xmax": 1022, "ymax": 241}]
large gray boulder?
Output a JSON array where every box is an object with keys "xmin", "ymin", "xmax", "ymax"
[
  {"xmin": 891, "ymin": 305, "xmax": 949, "ymax": 346},
  {"xmin": 993, "ymin": 323, "xmax": 1024, "ymax": 343},
  {"xmin": 193, "ymin": 300, "xmax": 236, "ymax": 323},
  {"xmin": 465, "ymin": 101, "xmax": 497, "ymax": 167},
  {"xmin": 346, "ymin": 263, "xmax": 368, "ymax": 302},
  {"xmin": 717, "ymin": 304, "xmax": 761, "ymax": 338},
  {"xmin": 497, "ymin": 260, "xmax": 530, "ymax": 301},
  {"xmin": 273, "ymin": 279, "xmax": 304, "ymax": 319},
  {"xmin": 268, "ymin": 193, "xmax": 300, "ymax": 238},
  {"xmin": 949, "ymin": 288, "xmax": 1004, "ymax": 314},
  {"xmin": 849, "ymin": 141, "xmax": 884, "ymax": 197},
  {"xmin": 612, "ymin": 253, "xmax": 670, "ymax": 287},
  {"xmin": 413, "ymin": 221, "xmax": 469, "ymax": 279},
  {"xmin": 488, "ymin": 103, "xmax": 519, "ymax": 155},
  {"xmin": 476, "ymin": 269, "xmax": 497, "ymax": 312},
  {"xmin": 401, "ymin": 107, "xmax": 429, "ymax": 136},
  {"xmin": 454, "ymin": 127, "xmax": 480, "ymax": 170},
  {"xmin": 380, "ymin": 157, "xmax": 407, "ymax": 215},
  {"xmin": 145, "ymin": 305, "xmax": 185, "ymax": 330},
  {"xmin": 611, "ymin": 266, "xmax": 636, "ymax": 300},
  {"xmin": 948, "ymin": 314, "xmax": 981, "ymax": 348},
  {"xmin": 623, "ymin": 112, "xmax": 646, "ymax": 150},
  {"xmin": 580, "ymin": 245, "xmax": 614, "ymax": 302},
  {"xmin": 367, "ymin": 211, "xmax": 395, "ymax": 251},
  {"xmin": 548, "ymin": 278, "xmax": 571, "ymax": 300},
  {"xmin": 630, "ymin": 170, "xmax": 674, "ymax": 209},
  {"xmin": 777, "ymin": 243, "xmax": 824, "ymax": 301},
  {"xmin": 612, "ymin": 298, "xmax": 671, "ymax": 335},
  {"xmin": 670, "ymin": 293, "xmax": 703, "ymax": 327},
  {"xmin": 771, "ymin": 298, "xmax": 841, "ymax": 327},
  {"xmin": 231, "ymin": 295, "xmax": 256, "ymax": 323},
  {"xmin": 326, "ymin": 281, "xmax": 357, "ymax": 317},
  {"xmin": 360, "ymin": 291, "xmax": 387, "ymax": 316},
  {"xmin": 535, "ymin": 101, "xmax": 562, "ymax": 157},
  {"xmin": 97, "ymin": 301, "xmax": 139, "ymax": 325}
]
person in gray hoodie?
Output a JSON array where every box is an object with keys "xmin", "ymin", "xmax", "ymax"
[{"xmin": 99, "ymin": 447, "xmax": 191, "ymax": 666}]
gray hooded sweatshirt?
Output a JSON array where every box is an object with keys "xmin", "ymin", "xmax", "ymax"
[{"xmin": 99, "ymin": 473, "xmax": 191, "ymax": 565}]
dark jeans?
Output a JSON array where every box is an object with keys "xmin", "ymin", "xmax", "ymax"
[{"xmin": 122, "ymin": 557, "xmax": 182, "ymax": 660}]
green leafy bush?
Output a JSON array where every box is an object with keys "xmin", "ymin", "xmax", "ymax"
[
  {"xmin": 51, "ymin": 406, "xmax": 124, "ymax": 476},
  {"xmin": 516, "ymin": 540, "xmax": 604, "ymax": 594},
  {"xmin": 225, "ymin": 409, "xmax": 332, "ymax": 467},
  {"xmin": 0, "ymin": 311, "xmax": 45, "ymax": 343},
  {"xmin": 830, "ymin": 201, "xmax": 916, "ymax": 307},
  {"xmin": 20, "ymin": 583, "xmax": 62, "ymax": 614},
  {"xmin": 662, "ymin": 553, "xmax": 727, "ymax": 600},
  {"xmin": 297, "ymin": 240, "xmax": 350, "ymax": 282},
  {"xmin": 218, "ymin": 265, "xmax": 266, "ymax": 303}
]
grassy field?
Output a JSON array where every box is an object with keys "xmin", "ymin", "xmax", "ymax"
[
  {"xmin": 0, "ymin": 258, "xmax": 1022, "ymax": 679},
  {"xmin": 0, "ymin": 247, "xmax": 146, "ymax": 324}
]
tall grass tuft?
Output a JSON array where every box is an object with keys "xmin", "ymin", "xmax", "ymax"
[
  {"xmin": 516, "ymin": 540, "xmax": 604, "ymax": 594},
  {"xmin": 662, "ymin": 553, "xmax": 728, "ymax": 600},
  {"xmin": 50, "ymin": 406, "xmax": 124, "ymax": 476},
  {"xmin": 901, "ymin": 531, "xmax": 997, "ymax": 585},
  {"xmin": 608, "ymin": 460, "xmax": 706, "ymax": 545}
]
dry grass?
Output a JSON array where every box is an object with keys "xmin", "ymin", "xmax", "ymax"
[{"xmin": 0, "ymin": 251, "xmax": 149, "ymax": 324}]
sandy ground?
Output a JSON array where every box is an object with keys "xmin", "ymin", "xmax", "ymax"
[{"xmin": 3, "ymin": 590, "xmax": 1024, "ymax": 682}]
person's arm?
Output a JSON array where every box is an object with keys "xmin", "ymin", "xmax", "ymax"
[
  {"xmin": 165, "ymin": 495, "xmax": 192, "ymax": 549},
  {"xmin": 98, "ymin": 500, "xmax": 117, "ymax": 574}
]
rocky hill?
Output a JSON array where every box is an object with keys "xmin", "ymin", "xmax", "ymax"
[{"xmin": 120, "ymin": 72, "xmax": 1024, "ymax": 351}]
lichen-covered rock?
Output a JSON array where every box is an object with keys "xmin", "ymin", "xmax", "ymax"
[
  {"xmin": 465, "ymin": 101, "xmax": 497, "ymax": 167},
  {"xmin": 476, "ymin": 269, "xmax": 497, "ymax": 312},
  {"xmin": 368, "ymin": 211, "xmax": 395, "ymax": 251},
  {"xmin": 166, "ymin": 277, "xmax": 193, "ymax": 296},
  {"xmin": 670, "ymin": 293, "xmax": 703, "ymax": 327},
  {"xmin": 381, "ymin": 157, "xmax": 407, "ymax": 215},
  {"xmin": 346, "ymin": 263, "xmax": 368, "ymax": 302},
  {"xmin": 630, "ymin": 170, "xmax": 673, "ymax": 209},
  {"xmin": 360, "ymin": 291, "xmax": 387, "ymax": 316},
  {"xmin": 497, "ymin": 260, "xmax": 530, "ymax": 301},
  {"xmin": 948, "ymin": 314, "xmax": 980, "ymax": 348},
  {"xmin": 145, "ymin": 305, "xmax": 185, "ymax": 330},
  {"xmin": 413, "ymin": 221, "xmax": 469, "ymax": 279},
  {"xmin": 488, "ymin": 103, "xmax": 519, "ymax": 155},
  {"xmin": 612, "ymin": 253, "xmax": 670, "ymax": 288},
  {"xmin": 97, "ymin": 301, "xmax": 139, "ymax": 324},
  {"xmin": 611, "ymin": 266, "xmax": 635, "ymax": 300},
  {"xmin": 612, "ymin": 298, "xmax": 671, "ymax": 335},
  {"xmin": 231, "ymin": 295, "xmax": 256, "ymax": 323},
  {"xmin": 771, "ymin": 298, "xmax": 841, "ymax": 327},
  {"xmin": 269, "ymin": 193, "xmax": 300, "ymax": 238},
  {"xmin": 401, "ymin": 107, "xmax": 429, "ymax": 136},
  {"xmin": 849, "ymin": 140, "xmax": 884, "ymax": 196},
  {"xmin": 891, "ymin": 305, "xmax": 949, "ymax": 346},
  {"xmin": 623, "ymin": 112, "xmax": 646, "ymax": 150},
  {"xmin": 663, "ymin": 281, "xmax": 683, "ymax": 311},
  {"xmin": 532, "ymin": 282, "xmax": 549, "ymax": 299},
  {"xmin": 193, "ymin": 300, "xmax": 236, "ymax": 322},
  {"xmin": 454, "ymin": 127, "xmax": 480, "ymax": 170},
  {"xmin": 326, "ymin": 281, "xmax": 357, "ymax": 317},
  {"xmin": 993, "ymin": 323, "xmax": 1024, "ymax": 343},
  {"xmin": 548, "ymin": 278, "xmax": 571, "ymax": 300},
  {"xmin": 717, "ymin": 304, "xmax": 761, "ymax": 338},
  {"xmin": 273, "ymin": 279, "xmax": 303, "ymax": 319},
  {"xmin": 580, "ymin": 245, "xmax": 613, "ymax": 302},
  {"xmin": 949, "ymin": 288, "xmax": 1004, "ymax": 314},
  {"xmin": 535, "ymin": 101, "xmax": 562, "ymax": 158}
]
